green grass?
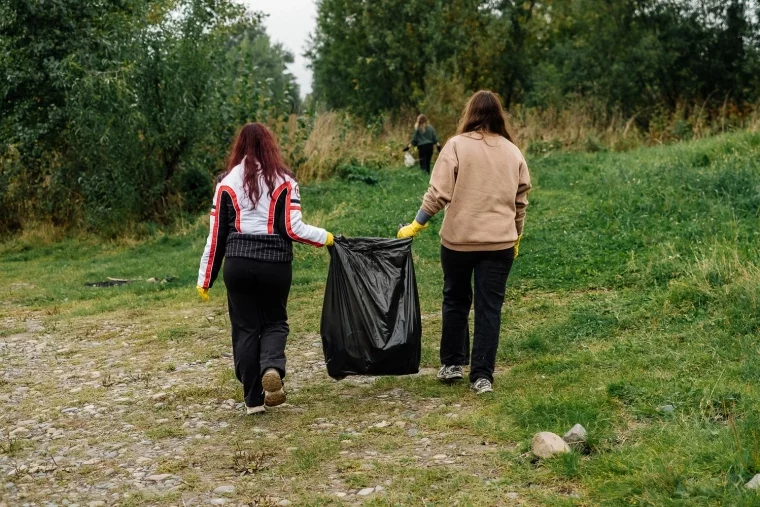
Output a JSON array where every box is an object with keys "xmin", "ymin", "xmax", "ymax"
[{"xmin": 2, "ymin": 131, "xmax": 760, "ymax": 504}]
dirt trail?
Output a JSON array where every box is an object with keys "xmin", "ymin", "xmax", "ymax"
[{"xmin": 0, "ymin": 307, "xmax": 522, "ymax": 506}]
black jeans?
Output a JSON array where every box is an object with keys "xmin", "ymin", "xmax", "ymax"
[
  {"xmin": 440, "ymin": 245, "xmax": 514, "ymax": 383},
  {"xmin": 223, "ymin": 257, "xmax": 292, "ymax": 407},
  {"xmin": 418, "ymin": 143, "xmax": 434, "ymax": 174}
]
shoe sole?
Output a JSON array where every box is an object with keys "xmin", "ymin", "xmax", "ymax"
[
  {"xmin": 437, "ymin": 367, "xmax": 465, "ymax": 384},
  {"xmin": 470, "ymin": 385, "xmax": 494, "ymax": 394},
  {"xmin": 262, "ymin": 370, "xmax": 286, "ymax": 407}
]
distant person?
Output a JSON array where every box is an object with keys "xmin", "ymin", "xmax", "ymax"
[
  {"xmin": 404, "ymin": 114, "xmax": 441, "ymax": 174},
  {"xmin": 397, "ymin": 91, "xmax": 531, "ymax": 394},
  {"xmin": 196, "ymin": 122, "xmax": 334, "ymax": 415}
]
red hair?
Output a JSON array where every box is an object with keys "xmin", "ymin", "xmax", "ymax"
[{"xmin": 225, "ymin": 123, "xmax": 294, "ymax": 208}]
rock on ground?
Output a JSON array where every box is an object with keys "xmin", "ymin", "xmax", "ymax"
[
  {"xmin": 214, "ymin": 484, "xmax": 236, "ymax": 495},
  {"xmin": 563, "ymin": 424, "xmax": 588, "ymax": 448},
  {"xmin": 746, "ymin": 474, "xmax": 760, "ymax": 489},
  {"xmin": 531, "ymin": 432, "xmax": 570, "ymax": 459},
  {"xmin": 145, "ymin": 474, "xmax": 173, "ymax": 482}
]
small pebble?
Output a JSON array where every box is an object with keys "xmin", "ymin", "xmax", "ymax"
[
  {"xmin": 145, "ymin": 474, "xmax": 172, "ymax": 482},
  {"xmin": 213, "ymin": 485, "xmax": 235, "ymax": 495}
]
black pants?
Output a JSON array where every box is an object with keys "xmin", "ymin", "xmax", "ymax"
[
  {"xmin": 223, "ymin": 257, "xmax": 292, "ymax": 407},
  {"xmin": 440, "ymin": 245, "xmax": 514, "ymax": 383},
  {"xmin": 418, "ymin": 143, "xmax": 434, "ymax": 174}
]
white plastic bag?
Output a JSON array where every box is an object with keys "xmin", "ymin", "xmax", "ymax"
[{"xmin": 404, "ymin": 151, "xmax": 415, "ymax": 167}]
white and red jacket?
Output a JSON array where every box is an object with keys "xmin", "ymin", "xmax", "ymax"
[{"xmin": 197, "ymin": 161, "xmax": 329, "ymax": 289}]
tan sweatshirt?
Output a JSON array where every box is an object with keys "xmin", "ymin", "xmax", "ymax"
[{"xmin": 420, "ymin": 132, "xmax": 531, "ymax": 252}]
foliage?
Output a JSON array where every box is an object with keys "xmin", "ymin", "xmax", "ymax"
[
  {"xmin": 309, "ymin": 0, "xmax": 760, "ymax": 121},
  {"xmin": 3, "ymin": 0, "xmax": 760, "ymax": 236},
  {"xmin": 0, "ymin": 0, "xmax": 299, "ymax": 235}
]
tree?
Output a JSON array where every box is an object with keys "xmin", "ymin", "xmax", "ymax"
[
  {"xmin": 308, "ymin": 0, "xmax": 760, "ymax": 120},
  {"xmin": 0, "ymin": 0, "xmax": 302, "ymax": 234}
]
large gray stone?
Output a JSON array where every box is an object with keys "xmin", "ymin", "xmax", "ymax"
[{"xmin": 531, "ymin": 432, "xmax": 570, "ymax": 459}]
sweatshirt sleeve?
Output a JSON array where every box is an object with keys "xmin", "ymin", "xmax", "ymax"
[
  {"xmin": 432, "ymin": 127, "xmax": 439, "ymax": 144},
  {"xmin": 284, "ymin": 181, "xmax": 329, "ymax": 247},
  {"xmin": 420, "ymin": 142, "xmax": 458, "ymax": 217},
  {"xmin": 515, "ymin": 157, "xmax": 532, "ymax": 236},
  {"xmin": 410, "ymin": 129, "xmax": 419, "ymax": 147},
  {"xmin": 197, "ymin": 184, "xmax": 234, "ymax": 289}
]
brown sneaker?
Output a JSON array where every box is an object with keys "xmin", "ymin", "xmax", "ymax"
[{"xmin": 262, "ymin": 368, "xmax": 286, "ymax": 407}]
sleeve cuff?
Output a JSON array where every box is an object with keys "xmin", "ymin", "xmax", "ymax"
[{"xmin": 415, "ymin": 209, "xmax": 432, "ymax": 225}]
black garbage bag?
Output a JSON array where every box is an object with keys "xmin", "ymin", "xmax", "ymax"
[{"xmin": 321, "ymin": 236, "xmax": 421, "ymax": 379}]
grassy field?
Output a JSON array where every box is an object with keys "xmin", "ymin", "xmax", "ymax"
[{"xmin": 2, "ymin": 131, "xmax": 760, "ymax": 506}]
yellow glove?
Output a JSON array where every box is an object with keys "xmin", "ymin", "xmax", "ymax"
[
  {"xmin": 397, "ymin": 220, "xmax": 428, "ymax": 239},
  {"xmin": 514, "ymin": 235, "xmax": 522, "ymax": 259},
  {"xmin": 325, "ymin": 232, "xmax": 334, "ymax": 247},
  {"xmin": 196, "ymin": 286, "xmax": 210, "ymax": 302}
]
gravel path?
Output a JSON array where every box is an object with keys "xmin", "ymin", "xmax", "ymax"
[{"xmin": 0, "ymin": 307, "xmax": 511, "ymax": 506}]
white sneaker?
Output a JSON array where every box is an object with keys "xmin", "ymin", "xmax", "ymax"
[
  {"xmin": 262, "ymin": 368, "xmax": 286, "ymax": 407},
  {"xmin": 470, "ymin": 378, "xmax": 493, "ymax": 394},
  {"xmin": 437, "ymin": 365, "xmax": 464, "ymax": 383},
  {"xmin": 246, "ymin": 405, "xmax": 265, "ymax": 415}
]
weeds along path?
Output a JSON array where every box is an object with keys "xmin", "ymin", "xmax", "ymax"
[{"xmin": 2, "ymin": 131, "xmax": 760, "ymax": 505}]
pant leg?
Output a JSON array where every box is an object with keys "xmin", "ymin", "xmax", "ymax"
[
  {"xmin": 418, "ymin": 144, "xmax": 433, "ymax": 174},
  {"xmin": 223, "ymin": 257, "xmax": 265, "ymax": 407},
  {"xmin": 440, "ymin": 245, "xmax": 475, "ymax": 366},
  {"xmin": 470, "ymin": 248, "xmax": 514, "ymax": 383},
  {"xmin": 256, "ymin": 261, "xmax": 292, "ymax": 379}
]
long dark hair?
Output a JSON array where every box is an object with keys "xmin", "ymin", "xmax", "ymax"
[
  {"xmin": 225, "ymin": 123, "xmax": 294, "ymax": 208},
  {"xmin": 457, "ymin": 90, "xmax": 516, "ymax": 143}
]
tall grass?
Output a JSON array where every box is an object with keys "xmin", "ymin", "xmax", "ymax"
[
  {"xmin": 278, "ymin": 112, "xmax": 409, "ymax": 182},
  {"xmin": 277, "ymin": 100, "xmax": 760, "ymax": 182}
]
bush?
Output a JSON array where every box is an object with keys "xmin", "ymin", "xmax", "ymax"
[
  {"xmin": 0, "ymin": 0, "xmax": 299, "ymax": 234},
  {"xmin": 337, "ymin": 164, "xmax": 380, "ymax": 185}
]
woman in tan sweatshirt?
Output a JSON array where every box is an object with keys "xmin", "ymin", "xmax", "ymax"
[{"xmin": 398, "ymin": 90, "xmax": 532, "ymax": 394}]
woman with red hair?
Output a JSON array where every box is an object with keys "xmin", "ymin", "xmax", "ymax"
[{"xmin": 196, "ymin": 123, "xmax": 334, "ymax": 415}]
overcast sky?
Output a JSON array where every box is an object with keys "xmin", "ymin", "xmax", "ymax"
[{"xmin": 242, "ymin": 0, "xmax": 317, "ymax": 97}]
